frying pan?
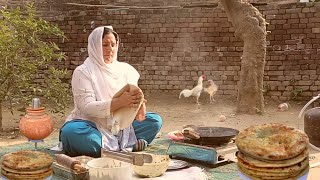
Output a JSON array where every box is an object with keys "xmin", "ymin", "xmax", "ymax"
[{"xmin": 183, "ymin": 126, "xmax": 239, "ymax": 146}]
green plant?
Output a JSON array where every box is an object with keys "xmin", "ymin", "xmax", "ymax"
[
  {"xmin": 291, "ymin": 87, "xmax": 303, "ymax": 100},
  {"xmin": 289, "ymin": 79, "xmax": 297, "ymax": 85},
  {"xmin": 262, "ymin": 84, "xmax": 271, "ymax": 95},
  {"xmin": 0, "ymin": 4, "xmax": 71, "ymax": 130}
]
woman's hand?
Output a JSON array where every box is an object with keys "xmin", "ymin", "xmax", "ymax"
[
  {"xmin": 111, "ymin": 88, "xmax": 144, "ymax": 113},
  {"xmin": 120, "ymin": 88, "xmax": 143, "ymax": 107},
  {"xmin": 135, "ymin": 101, "xmax": 146, "ymax": 121}
]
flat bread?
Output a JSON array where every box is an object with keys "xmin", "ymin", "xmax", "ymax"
[
  {"xmin": 235, "ymin": 123, "xmax": 309, "ymax": 160},
  {"xmin": 238, "ymin": 166, "xmax": 295, "ymax": 179},
  {"xmin": 112, "ymin": 84, "xmax": 143, "ymax": 133},
  {"xmin": 1, "ymin": 165, "xmax": 51, "ymax": 175},
  {"xmin": 237, "ymin": 149, "xmax": 309, "ymax": 168},
  {"xmin": 1, "ymin": 150, "xmax": 53, "ymax": 171},
  {"xmin": 1, "ymin": 168, "xmax": 52, "ymax": 180},
  {"xmin": 238, "ymin": 165, "xmax": 309, "ymax": 180},
  {"xmin": 237, "ymin": 156, "xmax": 309, "ymax": 174}
]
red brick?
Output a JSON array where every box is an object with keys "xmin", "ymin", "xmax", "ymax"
[
  {"xmin": 271, "ymin": 19, "xmax": 287, "ymax": 24},
  {"xmin": 291, "ymin": 14, "xmax": 299, "ymax": 19},
  {"xmin": 287, "ymin": 29, "xmax": 304, "ymax": 34},
  {"xmin": 306, "ymin": 12, "xmax": 314, "ymax": 18},
  {"xmin": 298, "ymin": 13, "xmax": 306, "ymax": 18},
  {"xmin": 291, "ymin": 24, "xmax": 300, "ymax": 29},
  {"xmin": 309, "ymin": 18, "xmax": 320, "ymax": 23},
  {"xmin": 312, "ymin": 28, "xmax": 320, "ymax": 33},
  {"xmin": 283, "ymin": 24, "xmax": 291, "ymax": 29},
  {"xmin": 301, "ymin": 8, "xmax": 310, "ymax": 13},
  {"xmin": 288, "ymin": 19, "xmax": 300, "ymax": 24},
  {"xmin": 286, "ymin": 9, "xmax": 300, "ymax": 14}
]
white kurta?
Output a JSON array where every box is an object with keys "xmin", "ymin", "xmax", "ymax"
[{"xmin": 64, "ymin": 26, "xmax": 139, "ymax": 151}]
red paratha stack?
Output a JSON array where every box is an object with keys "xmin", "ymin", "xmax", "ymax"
[
  {"xmin": 235, "ymin": 123, "xmax": 309, "ymax": 180},
  {"xmin": 1, "ymin": 150, "xmax": 53, "ymax": 180}
]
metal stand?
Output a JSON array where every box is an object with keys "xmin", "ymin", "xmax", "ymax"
[{"xmin": 28, "ymin": 139, "xmax": 44, "ymax": 150}]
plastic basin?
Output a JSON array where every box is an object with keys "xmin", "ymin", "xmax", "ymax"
[{"xmin": 87, "ymin": 157, "xmax": 132, "ymax": 180}]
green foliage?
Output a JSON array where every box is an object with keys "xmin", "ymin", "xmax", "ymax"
[
  {"xmin": 291, "ymin": 87, "xmax": 303, "ymax": 100},
  {"xmin": 0, "ymin": 4, "xmax": 71, "ymax": 117},
  {"xmin": 289, "ymin": 79, "xmax": 297, "ymax": 85},
  {"xmin": 262, "ymin": 84, "xmax": 271, "ymax": 95}
]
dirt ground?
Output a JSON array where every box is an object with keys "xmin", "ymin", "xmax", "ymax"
[{"xmin": 0, "ymin": 92, "xmax": 310, "ymax": 147}]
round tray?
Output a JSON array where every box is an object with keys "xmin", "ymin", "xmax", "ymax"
[{"xmin": 167, "ymin": 159, "xmax": 189, "ymax": 170}]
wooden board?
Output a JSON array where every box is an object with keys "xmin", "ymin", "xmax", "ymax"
[{"xmin": 52, "ymin": 162, "xmax": 89, "ymax": 180}]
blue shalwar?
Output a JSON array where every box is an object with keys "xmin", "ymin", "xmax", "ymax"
[{"xmin": 60, "ymin": 112, "xmax": 162, "ymax": 157}]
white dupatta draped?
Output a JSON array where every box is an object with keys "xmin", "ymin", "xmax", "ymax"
[{"xmin": 84, "ymin": 26, "xmax": 139, "ymax": 103}]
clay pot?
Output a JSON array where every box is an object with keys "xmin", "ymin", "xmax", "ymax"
[
  {"xmin": 304, "ymin": 107, "xmax": 320, "ymax": 147},
  {"xmin": 19, "ymin": 107, "xmax": 54, "ymax": 140}
]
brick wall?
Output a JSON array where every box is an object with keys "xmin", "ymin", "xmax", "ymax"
[
  {"xmin": 262, "ymin": 3, "xmax": 320, "ymax": 101},
  {"xmin": 1, "ymin": 0, "xmax": 320, "ymax": 101}
]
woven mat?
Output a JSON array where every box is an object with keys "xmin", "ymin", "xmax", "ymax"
[
  {"xmin": 145, "ymin": 138, "xmax": 240, "ymax": 180},
  {"xmin": 0, "ymin": 137, "xmax": 241, "ymax": 180}
]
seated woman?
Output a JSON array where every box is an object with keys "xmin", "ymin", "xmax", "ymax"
[{"xmin": 59, "ymin": 26, "xmax": 163, "ymax": 157}]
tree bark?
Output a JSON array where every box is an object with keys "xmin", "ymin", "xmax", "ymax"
[
  {"xmin": 219, "ymin": 0, "xmax": 267, "ymax": 114},
  {"xmin": 0, "ymin": 101, "xmax": 2, "ymax": 130}
]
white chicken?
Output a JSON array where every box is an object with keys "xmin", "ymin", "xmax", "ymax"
[
  {"xmin": 179, "ymin": 75, "xmax": 206, "ymax": 105},
  {"xmin": 203, "ymin": 80, "xmax": 218, "ymax": 104}
]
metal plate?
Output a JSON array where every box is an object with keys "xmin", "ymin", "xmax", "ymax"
[
  {"xmin": 167, "ymin": 130, "xmax": 184, "ymax": 140},
  {"xmin": 167, "ymin": 159, "xmax": 189, "ymax": 170},
  {"xmin": 183, "ymin": 126, "xmax": 239, "ymax": 146},
  {"xmin": 194, "ymin": 126, "xmax": 239, "ymax": 138}
]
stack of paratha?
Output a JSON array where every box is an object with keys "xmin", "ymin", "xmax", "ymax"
[
  {"xmin": 1, "ymin": 150, "xmax": 53, "ymax": 180},
  {"xmin": 235, "ymin": 123, "xmax": 309, "ymax": 180}
]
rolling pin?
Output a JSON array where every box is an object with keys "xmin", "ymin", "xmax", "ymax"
[
  {"xmin": 101, "ymin": 149, "xmax": 153, "ymax": 166},
  {"xmin": 55, "ymin": 154, "xmax": 87, "ymax": 173}
]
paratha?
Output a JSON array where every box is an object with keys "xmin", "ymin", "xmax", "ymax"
[
  {"xmin": 237, "ymin": 156, "xmax": 309, "ymax": 173},
  {"xmin": 235, "ymin": 123, "xmax": 309, "ymax": 160},
  {"xmin": 1, "ymin": 168, "xmax": 52, "ymax": 180},
  {"xmin": 1, "ymin": 150, "xmax": 53, "ymax": 171},
  {"xmin": 237, "ymin": 149, "xmax": 309, "ymax": 168},
  {"xmin": 238, "ymin": 165, "xmax": 309, "ymax": 180},
  {"xmin": 1, "ymin": 165, "xmax": 51, "ymax": 175}
]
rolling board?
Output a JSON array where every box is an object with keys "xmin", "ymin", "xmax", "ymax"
[{"xmin": 52, "ymin": 162, "xmax": 89, "ymax": 180}]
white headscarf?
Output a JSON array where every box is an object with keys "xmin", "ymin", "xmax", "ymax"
[{"xmin": 83, "ymin": 26, "xmax": 140, "ymax": 102}]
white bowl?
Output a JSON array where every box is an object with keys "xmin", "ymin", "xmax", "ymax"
[
  {"xmin": 133, "ymin": 154, "xmax": 170, "ymax": 178},
  {"xmin": 87, "ymin": 157, "xmax": 132, "ymax": 180}
]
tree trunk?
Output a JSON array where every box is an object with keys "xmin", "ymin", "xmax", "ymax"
[
  {"xmin": 219, "ymin": 0, "xmax": 267, "ymax": 114},
  {"xmin": 0, "ymin": 101, "xmax": 2, "ymax": 130}
]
